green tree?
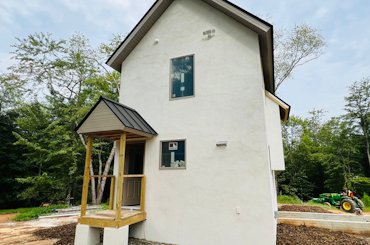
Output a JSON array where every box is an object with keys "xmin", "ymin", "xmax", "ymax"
[
  {"xmin": 13, "ymin": 102, "xmax": 85, "ymax": 203},
  {"xmin": 0, "ymin": 111, "xmax": 30, "ymax": 208},
  {"xmin": 345, "ymin": 77, "xmax": 370, "ymax": 173},
  {"xmin": 318, "ymin": 118, "xmax": 362, "ymax": 191},
  {"xmin": 6, "ymin": 33, "xmax": 123, "ymax": 205},
  {"xmin": 279, "ymin": 115, "xmax": 320, "ymax": 199},
  {"xmin": 278, "ymin": 110, "xmax": 364, "ymax": 199}
]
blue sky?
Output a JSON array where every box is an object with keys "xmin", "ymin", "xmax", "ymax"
[{"xmin": 1, "ymin": 0, "xmax": 369, "ymax": 118}]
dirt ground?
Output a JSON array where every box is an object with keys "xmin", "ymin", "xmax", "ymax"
[
  {"xmin": 0, "ymin": 215, "xmax": 76, "ymax": 245},
  {"xmin": 277, "ymin": 223, "xmax": 369, "ymax": 245},
  {"xmin": 0, "ymin": 213, "xmax": 17, "ymax": 223},
  {"xmin": 279, "ymin": 204, "xmax": 370, "ymax": 215},
  {"xmin": 278, "ymin": 204, "xmax": 333, "ymax": 213},
  {"xmin": 32, "ymin": 222, "xmax": 370, "ymax": 245},
  {"xmin": 1, "ymin": 209, "xmax": 370, "ymax": 245}
]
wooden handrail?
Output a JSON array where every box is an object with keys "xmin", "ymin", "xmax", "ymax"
[
  {"xmin": 90, "ymin": 175, "xmax": 115, "ymax": 178},
  {"xmin": 123, "ymin": 174, "xmax": 145, "ymax": 178}
]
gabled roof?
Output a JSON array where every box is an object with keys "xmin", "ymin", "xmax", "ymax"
[
  {"xmin": 106, "ymin": 0, "xmax": 275, "ymax": 93},
  {"xmin": 76, "ymin": 96, "xmax": 157, "ymax": 137}
]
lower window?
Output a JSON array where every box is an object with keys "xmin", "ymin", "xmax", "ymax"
[{"xmin": 160, "ymin": 140, "xmax": 186, "ymax": 169}]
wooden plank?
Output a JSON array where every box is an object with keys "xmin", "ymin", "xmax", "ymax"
[
  {"xmin": 90, "ymin": 175, "xmax": 115, "ymax": 178},
  {"xmin": 109, "ymin": 176, "xmax": 115, "ymax": 210},
  {"xmin": 78, "ymin": 211, "xmax": 146, "ymax": 228},
  {"xmin": 78, "ymin": 217, "xmax": 117, "ymax": 228},
  {"xmin": 123, "ymin": 174, "xmax": 145, "ymax": 178},
  {"xmin": 118, "ymin": 212, "xmax": 146, "ymax": 227},
  {"xmin": 127, "ymin": 137, "xmax": 147, "ymax": 142},
  {"xmin": 90, "ymin": 130, "xmax": 144, "ymax": 140},
  {"xmin": 115, "ymin": 132, "xmax": 126, "ymax": 221},
  {"xmin": 81, "ymin": 135, "xmax": 93, "ymax": 217},
  {"xmin": 91, "ymin": 130, "xmax": 123, "ymax": 136},
  {"xmin": 140, "ymin": 176, "xmax": 146, "ymax": 211}
]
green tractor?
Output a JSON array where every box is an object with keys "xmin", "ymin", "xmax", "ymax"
[{"xmin": 311, "ymin": 191, "xmax": 364, "ymax": 213}]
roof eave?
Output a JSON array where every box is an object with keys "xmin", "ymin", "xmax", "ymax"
[
  {"xmin": 265, "ymin": 91, "xmax": 290, "ymax": 121},
  {"xmin": 106, "ymin": 0, "xmax": 173, "ymax": 71}
]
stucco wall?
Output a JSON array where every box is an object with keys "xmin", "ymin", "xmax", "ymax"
[
  {"xmin": 119, "ymin": 0, "xmax": 276, "ymax": 244},
  {"xmin": 264, "ymin": 96, "xmax": 285, "ymax": 171}
]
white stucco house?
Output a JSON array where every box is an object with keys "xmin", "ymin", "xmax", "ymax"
[{"xmin": 74, "ymin": 0, "xmax": 290, "ymax": 244}]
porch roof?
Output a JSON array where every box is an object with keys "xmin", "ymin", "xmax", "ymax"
[{"xmin": 75, "ymin": 96, "xmax": 157, "ymax": 139}]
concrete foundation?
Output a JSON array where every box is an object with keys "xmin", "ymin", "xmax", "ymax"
[
  {"xmin": 74, "ymin": 224, "xmax": 100, "ymax": 245},
  {"xmin": 103, "ymin": 226, "xmax": 129, "ymax": 245}
]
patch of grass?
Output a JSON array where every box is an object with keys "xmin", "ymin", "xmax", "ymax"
[
  {"xmin": 361, "ymin": 193, "xmax": 370, "ymax": 206},
  {"xmin": 305, "ymin": 200, "xmax": 338, "ymax": 210},
  {"xmin": 0, "ymin": 209, "xmax": 20, "ymax": 215},
  {"xmin": 0, "ymin": 204, "xmax": 68, "ymax": 221},
  {"xmin": 101, "ymin": 203, "xmax": 109, "ymax": 210},
  {"xmin": 361, "ymin": 193, "xmax": 370, "ymax": 212},
  {"xmin": 277, "ymin": 195, "xmax": 302, "ymax": 204}
]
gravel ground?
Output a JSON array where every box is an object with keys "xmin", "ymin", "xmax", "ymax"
[{"xmin": 32, "ymin": 222, "xmax": 370, "ymax": 245}]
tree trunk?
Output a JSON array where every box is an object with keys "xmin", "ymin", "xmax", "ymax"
[
  {"xmin": 366, "ymin": 138, "xmax": 370, "ymax": 170},
  {"xmin": 361, "ymin": 120, "xmax": 370, "ymax": 170},
  {"xmin": 96, "ymin": 143, "xmax": 116, "ymax": 204},
  {"xmin": 89, "ymin": 161, "xmax": 97, "ymax": 205},
  {"xmin": 98, "ymin": 150, "xmax": 103, "ymax": 188},
  {"xmin": 65, "ymin": 186, "xmax": 71, "ymax": 206}
]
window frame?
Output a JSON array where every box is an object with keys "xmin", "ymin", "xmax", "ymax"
[
  {"xmin": 169, "ymin": 54, "xmax": 195, "ymax": 100},
  {"xmin": 159, "ymin": 139, "xmax": 187, "ymax": 170}
]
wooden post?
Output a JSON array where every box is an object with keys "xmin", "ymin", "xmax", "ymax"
[
  {"xmin": 140, "ymin": 176, "xmax": 146, "ymax": 211},
  {"xmin": 81, "ymin": 135, "xmax": 93, "ymax": 217},
  {"xmin": 115, "ymin": 132, "xmax": 126, "ymax": 221},
  {"xmin": 109, "ymin": 176, "xmax": 115, "ymax": 210}
]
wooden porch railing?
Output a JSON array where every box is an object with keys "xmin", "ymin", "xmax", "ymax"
[
  {"xmin": 81, "ymin": 174, "xmax": 146, "ymax": 213},
  {"xmin": 123, "ymin": 174, "xmax": 146, "ymax": 211}
]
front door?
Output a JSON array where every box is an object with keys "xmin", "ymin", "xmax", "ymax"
[{"xmin": 123, "ymin": 142, "xmax": 145, "ymax": 206}]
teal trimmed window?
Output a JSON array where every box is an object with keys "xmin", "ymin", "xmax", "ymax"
[
  {"xmin": 170, "ymin": 55, "xmax": 194, "ymax": 99},
  {"xmin": 160, "ymin": 140, "xmax": 186, "ymax": 169}
]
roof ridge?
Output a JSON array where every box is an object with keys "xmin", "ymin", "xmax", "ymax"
[{"xmin": 100, "ymin": 96, "xmax": 137, "ymax": 112}]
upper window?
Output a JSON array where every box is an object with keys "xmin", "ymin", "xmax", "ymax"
[{"xmin": 170, "ymin": 55, "xmax": 194, "ymax": 99}]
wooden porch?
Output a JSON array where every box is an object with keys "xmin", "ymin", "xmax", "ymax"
[
  {"xmin": 78, "ymin": 209, "xmax": 146, "ymax": 228},
  {"xmin": 75, "ymin": 97, "xmax": 157, "ymax": 229},
  {"xmin": 79, "ymin": 132, "xmax": 147, "ymax": 228}
]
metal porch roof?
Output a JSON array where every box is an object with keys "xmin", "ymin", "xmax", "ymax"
[{"xmin": 75, "ymin": 96, "xmax": 157, "ymax": 137}]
